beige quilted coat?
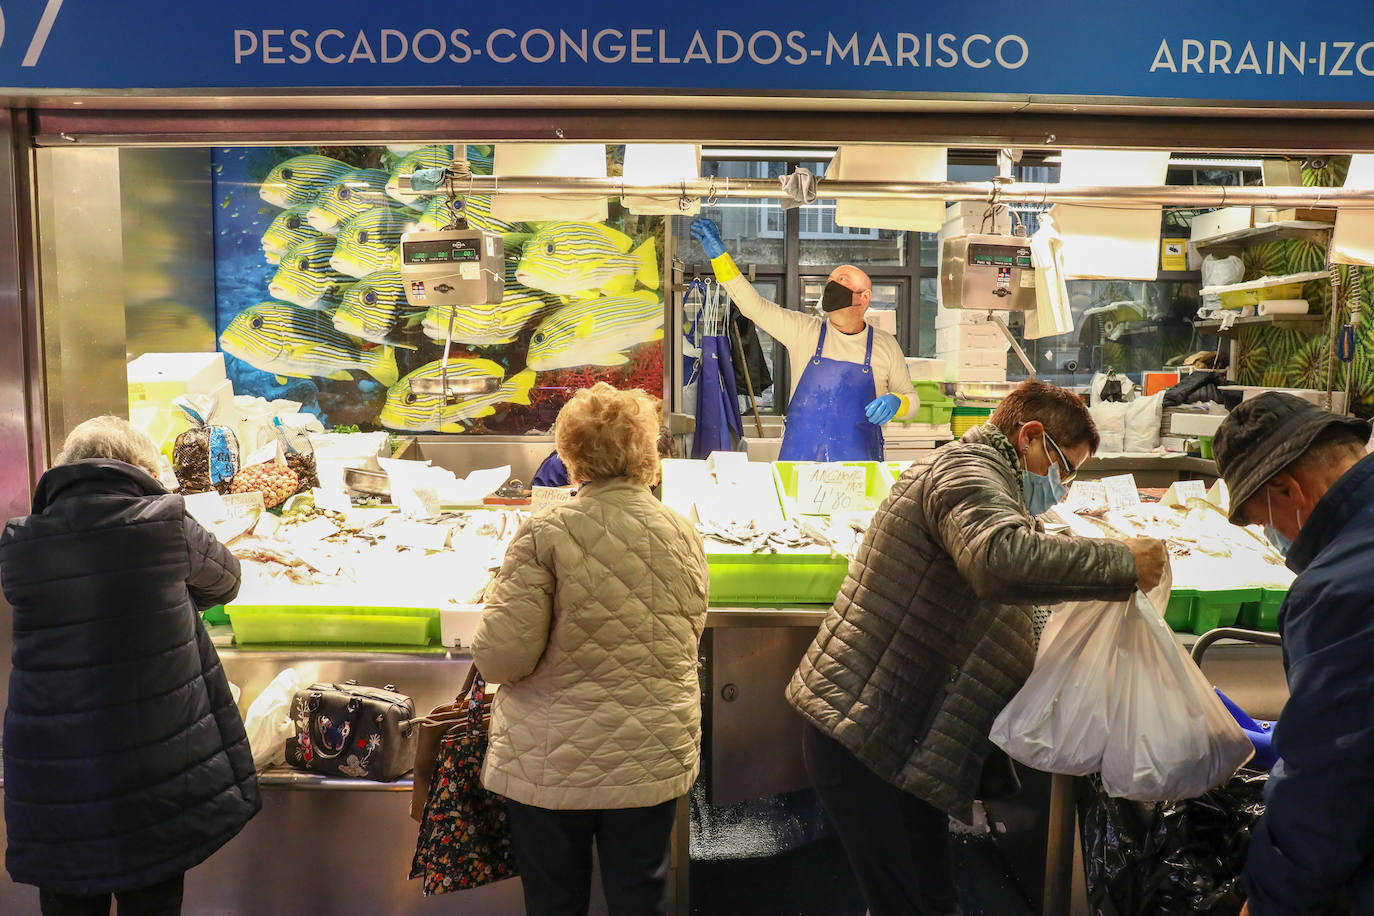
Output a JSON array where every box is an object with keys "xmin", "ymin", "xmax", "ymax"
[{"xmin": 472, "ymin": 478, "xmax": 710, "ymax": 810}]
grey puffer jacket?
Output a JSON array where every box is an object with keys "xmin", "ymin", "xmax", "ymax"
[{"xmin": 787, "ymin": 425, "xmax": 1137, "ymax": 822}]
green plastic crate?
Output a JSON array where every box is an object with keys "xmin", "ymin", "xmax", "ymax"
[
  {"xmin": 1189, "ymin": 587, "xmax": 1261, "ymax": 635},
  {"xmin": 913, "ymin": 381, "xmax": 945, "ymax": 403},
  {"xmin": 202, "ymin": 604, "xmax": 230, "ymax": 626},
  {"xmin": 1164, "ymin": 588, "xmax": 1197, "ymax": 631},
  {"xmin": 706, "ymin": 552, "xmax": 848, "ymax": 605},
  {"xmin": 774, "ymin": 460, "xmax": 893, "ymax": 515},
  {"xmin": 905, "ymin": 399, "xmax": 955, "ymax": 426},
  {"xmin": 227, "ymin": 604, "xmax": 439, "ymax": 646},
  {"xmin": 1238, "ymin": 587, "xmax": 1286, "ymax": 632}
]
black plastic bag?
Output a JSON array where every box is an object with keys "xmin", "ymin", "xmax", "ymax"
[{"xmin": 1076, "ymin": 771, "xmax": 1268, "ymax": 916}]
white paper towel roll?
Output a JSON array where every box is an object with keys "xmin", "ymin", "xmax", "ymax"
[
  {"xmin": 831, "ymin": 145, "xmax": 947, "ymax": 231},
  {"xmin": 1331, "ymin": 154, "xmax": 1374, "ymax": 267},
  {"xmin": 1054, "ymin": 150, "xmax": 1170, "ymax": 281},
  {"xmin": 1257, "ymin": 299, "xmax": 1310, "ymax": 316},
  {"xmin": 491, "ymin": 143, "xmax": 608, "ymax": 222}
]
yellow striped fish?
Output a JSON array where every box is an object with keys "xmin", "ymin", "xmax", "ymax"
[
  {"xmin": 414, "ymin": 195, "xmax": 533, "ymax": 254},
  {"xmin": 269, "ymin": 237, "xmax": 353, "ymax": 310},
  {"xmin": 330, "ymin": 209, "xmax": 408, "ymax": 279},
  {"xmin": 305, "ymin": 169, "xmax": 391, "ymax": 234},
  {"xmin": 516, "ymin": 222, "xmax": 658, "ymax": 297},
  {"xmin": 526, "ymin": 292, "xmax": 664, "ymax": 371},
  {"xmin": 260, "ymin": 155, "xmax": 353, "ymax": 209},
  {"xmin": 385, "ymin": 145, "xmax": 455, "ymax": 211},
  {"xmin": 220, "ymin": 302, "xmax": 398, "ymax": 387},
  {"xmin": 378, "ymin": 360, "xmax": 535, "ymax": 432},
  {"xmin": 422, "ymin": 283, "xmax": 562, "ymax": 347},
  {"xmin": 261, "ymin": 205, "xmax": 322, "ymax": 264},
  {"xmin": 333, "ymin": 270, "xmax": 424, "ymax": 346}
]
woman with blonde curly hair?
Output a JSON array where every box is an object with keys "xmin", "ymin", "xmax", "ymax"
[{"xmin": 472, "ymin": 383, "xmax": 709, "ymax": 916}]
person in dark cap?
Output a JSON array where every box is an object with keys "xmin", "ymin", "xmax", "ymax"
[{"xmin": 1213, "ymin": 392, "xmax": 1374, "ymax": 916}]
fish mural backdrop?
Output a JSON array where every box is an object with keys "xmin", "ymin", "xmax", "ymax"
[{"xmin": 212, "ymin": 144, "xmax": 665, "ymax": 431}]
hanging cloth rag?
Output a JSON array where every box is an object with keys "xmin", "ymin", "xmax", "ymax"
[
  {"xmin": 1027, "ymin": 208, "xmax": 1075, "ymax": 340},
  {"xmin": 691, "ymin": 283, "xmax": 743, "ymax": 458},
  {"xmin": 778, "ymin": 167, "xmax": 818, "ymax": 211},
  {"xmin": 728, "ymin": 303, "xmax": 773, "ymax": 396}
]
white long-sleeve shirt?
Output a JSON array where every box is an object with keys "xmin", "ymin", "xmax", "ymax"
[{"xmin": 721, "ymin": 273, "xmax": 919, "ymax": 419}]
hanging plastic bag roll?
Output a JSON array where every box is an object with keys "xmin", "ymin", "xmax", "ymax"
[{"xmin": 1256, "ymin": 299, "xmax": 1310, "ymax": 316}]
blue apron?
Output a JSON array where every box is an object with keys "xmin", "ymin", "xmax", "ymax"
[{"xmin": 778, "ymin": 323, "xmax": 884, "ymax": 462}]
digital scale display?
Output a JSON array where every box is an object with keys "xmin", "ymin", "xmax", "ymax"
[
  {"xmin": 401, "ymin": 237, "xmax": 481, "ymax": 265},
  {"xmin": 968, "ymin": 243, "xmax": 1032, "ymax": 270}
]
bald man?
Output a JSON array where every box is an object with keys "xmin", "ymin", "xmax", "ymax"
[{"xmin": 691, "ymin": 217, "xmax": 919, "ymax": 461}]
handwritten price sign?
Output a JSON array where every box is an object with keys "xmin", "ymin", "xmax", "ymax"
[{"xmin": 795, "ymin": 464, "xmax": 866, "ymax": 514}]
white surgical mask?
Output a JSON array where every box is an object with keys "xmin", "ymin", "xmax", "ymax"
[{"xmin": 1264, "ymin": 489, "xmax": 1300, "ymax": 557}]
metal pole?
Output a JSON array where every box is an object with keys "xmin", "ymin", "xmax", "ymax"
[{"xmin": 420, "ymin": 174, "xmax": 1374, "ymax": 208}]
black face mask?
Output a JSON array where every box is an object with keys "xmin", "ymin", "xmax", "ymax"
[{"xmin": 820, "ymin": 280, "xmax": 857, "ymax": 313}]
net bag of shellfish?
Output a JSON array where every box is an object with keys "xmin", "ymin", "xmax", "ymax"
[{"xmin": 171, "ymin": 398, "xmax": 241, "ymax": 495}]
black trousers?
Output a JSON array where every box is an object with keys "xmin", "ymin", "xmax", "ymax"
[
  {"xmin": 803, "ymin": 723, "xmax": 963, "ymax": 916},
  {"xmin": 39, "ymin": 873, "xmax": 184, "ymax": 916},
  {"xmin": 504, "ymin": 797, "xmax": 677, "ymax": 916}
]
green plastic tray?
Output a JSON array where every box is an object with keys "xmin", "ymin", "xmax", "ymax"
[
  {"xmin": 1172, "ymin": 587, "xmax": 1261, "ymax": 635},
  {"xmin": 202, "ymin": 604, "xmax": 230, "ymax": 626},
  {"xmin": 227, "ymin": 604, "xmax": 439, "ymax": 646},
  {"xmin": 706, "ymin": 552, "xmax": 848, "ymax": 605},
  {"xmin": 774, "ymin": 460, "xmax": 894, "ymax": 515},
  {"xmin": 904, "ymin": 399, "xmax": 955, "ymax": 426},
  {"xmin": 913, "ymin": 381, "xmax": 945, "ymax": 403},
  {"xmin": 1164, "ymin": 588, "xmax": 1197, "ymax": 631},
  {"xmin": 1238, "ymin": 587, "xmax": 1287, "ymax": 632}
]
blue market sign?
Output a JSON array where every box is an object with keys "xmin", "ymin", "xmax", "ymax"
[{"xmin": 3, "ymin": 1, "xmax": 1374, "ymax": 103}]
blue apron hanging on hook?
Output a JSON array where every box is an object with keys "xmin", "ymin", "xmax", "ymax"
[{"xmin": 691, "ymin": 281, "xmax": 743, "ymax": 459}]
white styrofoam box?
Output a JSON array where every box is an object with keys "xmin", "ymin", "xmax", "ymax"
[
  {"xmin": 1234, "ymin": 386, "xmax": 1347, "ymax": 414},
  {"xmin": 934, "ymin": 307, "xmax": 994, "ymax": 329},
  {"xmin": 1190, "ymin": 207, "xmax": 1254, "ymax": 244},
  {"xmin": 1169, "ymin": 412, "xmax": 1227, "ymax": 438},
  {"xmin": 936, "ymin": 325, "xmax": 1010, "ymax": 352},
  {"xmin": 906, "ymin": 357, "xmax": 946, "ymax": 381},
  {"xmin": 887, "ymin": 445, "xmax": 944, "ymax": 460},
  {"xmin": 441, "ymin": 605, "xmax": 485, "ymax": 648},
  {"xmin": 938, "ymin": 348, "xmax": 1008, "ymax": 370},
  {"xmin": 127, "ymin": 352, "xmax": 226, "ymax": 404},
  {"xmin": 744, "ymin": 437, "xmax": 784, "ymax": 462},
  {"xmin": 868, "ymin": 309, "xmax": 897, "ymax": 336},
  {"xmin": 945, "ymin": 366, "xmax": 1008, "ymax": 383}
]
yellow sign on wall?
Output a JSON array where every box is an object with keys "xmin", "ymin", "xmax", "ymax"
[{"xmin": 1161, "ymin": 237, "xmax": 1189, "ymax": 272}]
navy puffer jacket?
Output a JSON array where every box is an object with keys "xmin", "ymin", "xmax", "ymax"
[{"xmin": 1, "ymin": 459, "xmax": 260, "ymax": 895}]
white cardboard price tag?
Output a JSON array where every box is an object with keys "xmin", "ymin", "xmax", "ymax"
[
  {"xmin": 532, "ymin": 486, "xmax": 576, "ymax": 511},
  {"xmin": 285, "ymin": 516, "xmax": 339, "ymax": 544},
  {"xmin": 795, "ymin": 464, "xmax": 866, "ymax": 515},
  {"xmin": 312, "ymin": 487, "xmax": 353, "ymax": 513},
  {"xmin": 243, "ymin": 440, "xmax": 281, "ymax": 468},
  {"xmin": 183, "ymin": 492, "xmax": 228, "ymax": 527},
  {"xmin": 1161, "ymin": 479, "xmax": 1208, "ymax": 508},
  {"xmin": 1102, "ymin": 474, "xmax": 1141, "ymax": 510},
  {"xmin": 1069, "ymin": 480, "xmax": 1108, "ymax": 510}
]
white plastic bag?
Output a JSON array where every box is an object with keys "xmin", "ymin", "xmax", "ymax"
[
  {"xmin": 987, "ymin": 596, "xmax": 1130, "ymax": 775},
  {"xmin": 1099, "ymin": 596, "xmax": 1254, "ymax": 800},
  {"xmin": 242, "ymin": 667, "xmax": 305, "ymax": 770},
  {"xmin": 1124, "ymin": 392, "xmax": 1165, "ymax": 452}
]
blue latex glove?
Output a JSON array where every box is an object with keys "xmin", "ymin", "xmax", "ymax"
[
  {"xmin": 864, "ymin": 394, "xmax": 901, "ymax": 426},
  {"xmin": 410, "ymin": 166, "xmax": 448, "ymax": 192},
  {"xmin": 690, "ymin": 218, "xmax": 728, "ymax": 259}
]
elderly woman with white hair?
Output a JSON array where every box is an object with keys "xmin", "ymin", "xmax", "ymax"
[
  {"xmin": 472, "ymin": 384, "xmax": 709, "ymax": 916},
  {"xmin": 0, "ymin": 415, "xmax": 259, "ymax": 916}
]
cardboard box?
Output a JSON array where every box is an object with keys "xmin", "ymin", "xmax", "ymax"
[
  {"xmin": 1190, "ymin": 207, "xmax": 1254, "ymax": 244},
  {"xmin": 1265, "ymin": 207, "xmax": 1337, "ymax": 224},
  {"xmin": 934, "ymin": 307, "xmax": 994, "ymax": 330},
  {"xmin": 944, "ymin": 366, "xmax": 1008, "ymax": 384}
]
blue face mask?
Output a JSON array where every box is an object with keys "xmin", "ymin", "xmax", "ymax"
[
  {"xmin": 1263, "ymin": 524, "xmax": 1292, "ymax": 556},
  {"xmin": 1022, "ymin": 460, "xmax": 1069, "ymax": 516}
]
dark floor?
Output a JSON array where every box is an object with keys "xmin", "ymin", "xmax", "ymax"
[{"xmin": 690, "ymin": 834, "xmax": 1036, "ymax": 916}]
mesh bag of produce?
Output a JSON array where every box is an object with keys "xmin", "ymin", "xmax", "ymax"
[
  {"xmin": 275, "ymin": 422, "xmax": 320, "ymax": 492},
  {"xmin": 170, "ymin": 399, "xmax": 240, "ymax": 494},
  {"xmin": 231, "ymin": 462, "xmax": 300, "ymax": 509}
]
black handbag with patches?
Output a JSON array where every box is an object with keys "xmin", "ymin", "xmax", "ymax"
[{"xmin": 285, "ymin": 680, "xmax": 417, "ymax": 781}]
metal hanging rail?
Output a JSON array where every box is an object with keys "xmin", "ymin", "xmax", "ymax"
[{"xmin": 430, "ymin": 175, "xmax": 1374, "ymax": 208}]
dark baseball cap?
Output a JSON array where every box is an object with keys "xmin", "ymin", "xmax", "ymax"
[{"xmin": 1213, "ymin": 392, "xmax": 1371, "ymax": 523}]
